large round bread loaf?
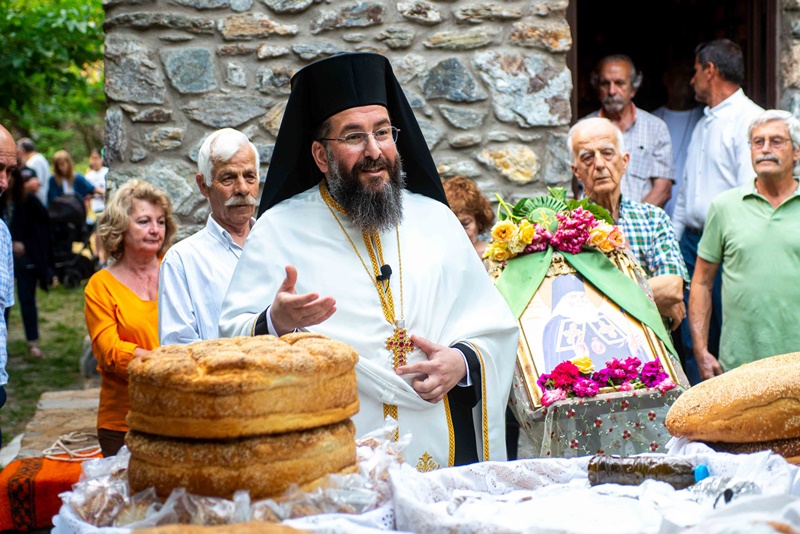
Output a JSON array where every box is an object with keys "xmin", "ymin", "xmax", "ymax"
[
  {"xmin": 126, "ymin": 420, "xmax": 357, "ymax": 499},
  {"xmin": 127, "ymin": 333, "xmax": 359, "ymax": 439},
  {"xmin": 666, "ymin": 352, "xmax": 800, "ymax": 443}
]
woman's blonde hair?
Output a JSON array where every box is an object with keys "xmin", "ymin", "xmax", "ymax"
[
  {"xmin": 98, "ymin": 179, "xmax": 177, "ymax": 261},
  {"xmin": 51, "ymin": 150, "xmax": 75, "ymax": 183}
]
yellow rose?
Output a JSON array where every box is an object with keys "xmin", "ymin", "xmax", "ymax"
[
  {"xmin": 491, "ymin": 220, "xmax": 517, "ymax": 243},
  {"xmin": 484, "ymin": 242, "xmax": 511, "ymax": 262},
  {"xmin": 608, "ymin": 227, "xmax": 625, "ymax": 249},
  {"xmin": 518, "ymin": 220, "xmax": 536, "ymax": 245},
  {"xmin": 571, "ymin": 355, "xmax": 594, "ymax": 374},
  {"xmin": 508, "ymin": 234, "xmax": 526, "ymax": 254}
]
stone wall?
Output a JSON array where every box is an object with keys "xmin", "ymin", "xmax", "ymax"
[
  {"xmin": 781, "ymin": 0, "xmax": 800, "ymax": 114},
  {"xmin": 102, "ymin": 0, "xmax": 573, "ymax": 236}
]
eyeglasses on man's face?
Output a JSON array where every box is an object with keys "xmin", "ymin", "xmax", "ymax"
[
  {"xmin": 320, "ymin": 126, "xmax": 400, "ymax": 150},
  {"xmin": 750, "ymin": 136, "xmax": 791, "ymax": 150}
]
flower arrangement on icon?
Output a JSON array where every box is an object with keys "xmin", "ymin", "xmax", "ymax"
[
  {"xmin": 483, "ymin": 187, "xmax": 627, "ymax": 269},
  {"xmin": 537, "ymin": 355, "xmax": 677, "ymax": 406}
]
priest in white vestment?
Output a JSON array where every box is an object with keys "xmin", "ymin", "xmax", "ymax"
[{"xmin": 220, "ymin": 53, "xmax": 519, "ymax": 470}]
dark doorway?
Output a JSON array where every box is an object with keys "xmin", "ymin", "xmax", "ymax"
[{"xmin": 568, "ymin": 0, "xmax": 777, "ymax": 121}]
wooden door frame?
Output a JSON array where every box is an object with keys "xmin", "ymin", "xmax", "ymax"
[{"xmin": 566, "ymin": 0, "xmax": 779, "ymax": 123}]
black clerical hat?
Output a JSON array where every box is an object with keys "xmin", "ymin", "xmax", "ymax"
[{"xmin": 257, "ymin": 52, "xmax": 447, "ymax": 216}]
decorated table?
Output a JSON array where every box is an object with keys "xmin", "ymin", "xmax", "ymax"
[
  {"xmin": 510, "ymin": 375, "xmax": 682, "ymax": 458},
  {"xmin": 55, "ymin": 440, "xmax": 800, "ymax": 533}
]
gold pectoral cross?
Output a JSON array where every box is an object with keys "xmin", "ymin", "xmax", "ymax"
[{"xmin": 386, "ymin": 321, "xmax": 414, "ymax": 369}]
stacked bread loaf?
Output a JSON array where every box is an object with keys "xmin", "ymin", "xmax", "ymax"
[
  {"xmin": 665, "ymin": 352, "xmax": 800, "ymax": 464},
  {"xmin": 125, "ymin": 333, "xmax": 360, "ymax": 499}
]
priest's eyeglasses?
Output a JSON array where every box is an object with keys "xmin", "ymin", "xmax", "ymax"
[{"xmin": 320, "ymin": 127, "xmax": 400, "ymax": 150}]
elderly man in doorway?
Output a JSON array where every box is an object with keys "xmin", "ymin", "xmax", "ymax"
[
  {"xmin": 158, "ymin": 128, "xmax": 260, "ymax": 345},
  {"xmin": 689, "ymin": 110, "xmax": 800, "ymax": 380},
  {"xmin": 568, "ymin": 117, "xmax": 688, "ymax": 331},
  {"xmin": 573, "ymin": 55, "xmax": 674, "ymax": 208}
]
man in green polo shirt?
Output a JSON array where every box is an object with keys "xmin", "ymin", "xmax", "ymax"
[{"xmin": 689, "ymin": 109, "xmax": 800, "ymax": 379}]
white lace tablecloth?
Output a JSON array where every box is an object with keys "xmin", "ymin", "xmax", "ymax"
[
  {"xmin": 391, "ymin": 452, "xmax": 800, "ymax": 533},
  {"xmin": 55, "ymin": 447, "xmax": 800, "ymax": 533}
]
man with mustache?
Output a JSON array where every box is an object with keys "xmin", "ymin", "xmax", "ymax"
[
  {"xmin": 689, "ymin": 110, "xmax": 800, "ymax": 378},
  {"xmin": 576, "ymin": 55, "xmax": 674, "ymax": 208},
  {"xmin": 159, "ymin": 128, "xmax": 260, "ymax": 344},
  {"xmin": 220, "ymin": 53, "xmax": 518, "ymax": 469}
]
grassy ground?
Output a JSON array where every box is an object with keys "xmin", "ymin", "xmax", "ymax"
[{"xmin": 4, "ymin": 282, "xmax": 88, "ymax": 446}]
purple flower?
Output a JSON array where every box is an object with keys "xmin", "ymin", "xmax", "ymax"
[
  {"xmin": 541, "ymin": 388, "xmax": 567, "ymax": 406},
  {"xmin": 641, "ymin": 360, "xmax": 668, "ymax": 387},
  {"xmin": 537, "ymin": 372, "xmax": 552, "ymax": 392},
  {"xmin": 591, "ymin": 368, "xmax": 612, "ymax": 387},
  {"xmin": 573, "ymin": 378, "xmax": 600, "ymax": 397},
  {"xmin": 618, "ymin": 381, "xmax": 634, "ymax": 392}
]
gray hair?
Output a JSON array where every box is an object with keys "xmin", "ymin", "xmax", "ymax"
[
  {"xmin": 567, "ymin": 117, "xmax": 626, "ymax": 163},
  {"xmin": 590, "ymin": 54, "xmax": 643, "ymax": 91},
  {"xmin": 197, "ymin": 128, "xmax": 260, "ymax": 186},
  {"xmin": 748, "ymin": 110, "xmax": 800, "ymax": 151}
]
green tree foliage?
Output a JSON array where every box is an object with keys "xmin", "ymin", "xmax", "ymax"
[{"xmin": 0, "ymin": 0, "xmax": 105, "ymax": 162}]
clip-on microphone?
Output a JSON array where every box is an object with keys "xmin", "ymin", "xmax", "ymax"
[{"xmin": 376, "ymin": 264, "xmax": 392, "ymax": 282}]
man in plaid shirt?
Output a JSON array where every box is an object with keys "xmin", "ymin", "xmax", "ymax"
[
  {"xmin": 576, "ymin": 55, "xmax": 674, "ymax": 208},
  {"xmin": 0, "ymin": 125, "xmax": 16, "ymax": 445},
  {"xmin": 568, "ymin": 117, "xmax": 688, "ymax": 331}
]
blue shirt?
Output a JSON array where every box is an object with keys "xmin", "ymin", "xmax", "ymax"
[
  {"xmin": 0, "ymin": 219, "xmax": 15, "ymax": 385},
  {"xmin": 47, "ymin": 173, "xmax": 95, "ymax": 205}
]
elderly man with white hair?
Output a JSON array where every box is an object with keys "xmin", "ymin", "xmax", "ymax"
[
  {"xmin": 568, "ymin": 117, "xmax": 688, "ymax": 330},
  {"xmin": 159, "ymin": 128, "xmax": 260, "ymax": 344},
  {"xmin": 689, "ymin": 109, "xmax": 800, "ymax": 379}
]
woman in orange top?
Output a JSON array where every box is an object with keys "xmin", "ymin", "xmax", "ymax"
[{"xmin": 84, "ymin": 179, "xmax": 177, "ymax": 457}]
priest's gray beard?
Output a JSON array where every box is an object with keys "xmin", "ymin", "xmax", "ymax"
[{"xmin": 325, "ymin": 149, "xmax": 406, "ymax": 234}]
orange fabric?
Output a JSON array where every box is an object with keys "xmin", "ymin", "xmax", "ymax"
[
  {"xmin": 0, "ymin": 457, "xmax": 90, "ymax": 530},
  {"xmin": 84, "ymin": 269, "xmax": 159, "ymax": 432}
]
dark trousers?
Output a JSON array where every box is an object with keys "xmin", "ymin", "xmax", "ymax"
[
  {"xmin": 14, "ymin": 257, "xmax": 40, "ymax": 342},
  {"xmin": 0, "ymin": 386, "xmax": 6, "ymax": 446},
  {"xmin": 678, "ymin": 231, "xmax": 723, "ymax": 385},
  {"xmin": 97, "ymin": 428, "xmax": 127, "ymax": 457}
]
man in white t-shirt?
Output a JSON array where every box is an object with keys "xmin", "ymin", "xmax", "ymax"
[{"xmin": 17, "ymin": 138, "xmax": 49, "ymax": 205}]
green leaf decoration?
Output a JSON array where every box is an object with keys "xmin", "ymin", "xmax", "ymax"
[
  {"xmin": 582, "ymin": 203, "xmax": 614, "ymax": 224},
  {"xmin": 527, "ymin": 195, "xmax": 567, "ymax": 213},
  {"xmin": 548, "ymin": 187, "xmax": 568, "ymax": 204},
  {"xmin": 512, "ymin": 198, "xmax": 537, "ymax": 219},
  {"xmin": 528, "ymin": 207, "xmax": 559, "ymax": 232}
]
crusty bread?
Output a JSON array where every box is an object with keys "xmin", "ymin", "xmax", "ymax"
[
  {"xmin": 704, "ymin": 436, "xmax": 800, "ymax": 459},
  {"xmin": 666, "ymin": 352, "xmax": 800, "ymax": 443},
  {"xmin": 127, "ymin": 334, "xmax": 359, "ymax": 439},
  {"xmin": 126, "ymin": 420, "xmax": 357, "ymax": 499}
]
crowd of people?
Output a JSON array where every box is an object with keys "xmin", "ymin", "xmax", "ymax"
[{"xmin": 0, "ymin": 37, "xmax": 796, "ymax": 466}]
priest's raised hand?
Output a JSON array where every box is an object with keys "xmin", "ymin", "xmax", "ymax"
[
  {"xmin": 396, "ymin": 335, "xmax": 468, "ymax": 404},
  {"xmin": 270, "ymin": 265, "xmax": 337, "ymax": 336}
]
